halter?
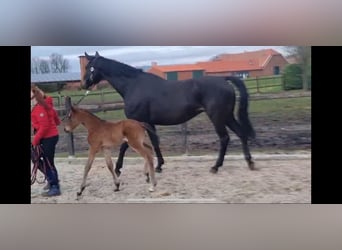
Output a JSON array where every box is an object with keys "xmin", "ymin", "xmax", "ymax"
[{"xmin": 61, "ymin": 90, "xmax": 90, "ymax": 121}]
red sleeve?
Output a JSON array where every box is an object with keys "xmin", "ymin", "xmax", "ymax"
[
  {"xmin": 32, "ymin": 106, "xmax": 50, "ymax": 146},
  {"xmin": 45, "ymin": 96, "xmax": 61, "ymax": 126},
  {"xmin": 54, "ymin": 109, "xmax": 61, "ymax": 126}
]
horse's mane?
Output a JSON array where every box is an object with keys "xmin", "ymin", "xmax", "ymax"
[{"xmin": 100, "ymin": 57, "xmax": 144, "ymax": 78}]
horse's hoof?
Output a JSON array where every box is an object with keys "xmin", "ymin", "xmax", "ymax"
[
  {"xmin": 210, "ymin": 167, "xmax": 218, "ymax": 174},
  {"xmin": 248, "ymin": 161, "xmax": 256, "ymax": 170},
  {"xmin": 155, "ymin": 167, "xmax": 162, "ymax": 173},
  {"xmin": 115, "ymin": 169, "xmax": 121, "ymax": 177}
]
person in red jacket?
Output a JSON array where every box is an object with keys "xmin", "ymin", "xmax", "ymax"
[{"xmin": 31, "ymin": 84, "xmax": 61, "ymax": 196}]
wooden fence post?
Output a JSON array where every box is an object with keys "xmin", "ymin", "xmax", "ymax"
[
  {"xmin": 181, "ymin": 122, "xmax": 188, "ymax": 155},
  {"xmin": 256, "ymin": 76, "xmax": 260, "ymax": 93},
  {"xmin": 65, "ymin": 96, "xmax": 75, "ymax": 158}
]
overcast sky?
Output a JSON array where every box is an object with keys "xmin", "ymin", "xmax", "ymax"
[{"xmin": 31, "ymin": 46, "xmax": 288, "ymax": 73}]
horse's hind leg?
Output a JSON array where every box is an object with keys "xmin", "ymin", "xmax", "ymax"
[
  {"xmin": 226, "ymin": 117, "xmax": 255, "ymax": 170},
  {"xmin": 146, "ymin": 124, "xmax": 164, "ymax": 173},
  {"xmin": 115, "ymin": 142, "xmax": 129, "ymax": 176},
  {"xmin": 209, "ymin": 119, "xmax": 230, "ymax": 174},
  {"xmin": 103, "ymin": 147, "xmax": 120, "ymax": 191}
]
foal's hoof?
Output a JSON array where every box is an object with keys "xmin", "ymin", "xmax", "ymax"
[
  {"xmin": 155, "ymin": 167, "xmax": 162, "ymax": 173},
  {"xmin": 114, "ymin": 183, "xmax": 120, "ymax": 192},
  {"xmin": 145, "ymin": 175, "xmax": 150, "ymax": 183},
  {"xmin": 210, "ymin": 167, "xmax": 218, "ymax": 174}
]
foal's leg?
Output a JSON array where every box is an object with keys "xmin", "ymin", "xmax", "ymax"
[
  {"xmin": 129, "ymin": 141, "xmax": 157, "ymax": 192},
  {"xmin": 146, "ymin": 124, "xmax": 164, "ymax": 173},
  {"xmin": 103, "ymin": 147, "xmax": 121, "ymax": 191},
  {"xmin": 226, "ymin": 117, "xmax": 255, "ymax": 170},
  {"xmin": 77, "ymin": 147, "xmax": 97, "ymax": 197},
  {"xmin": 144, "ymin": 149, "xmax": 157, "ymax": 192}
]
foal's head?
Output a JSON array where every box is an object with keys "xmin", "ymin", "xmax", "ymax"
[{"xmin": 63, "ymin": 106, "xmax": 82, "ymax": 133}]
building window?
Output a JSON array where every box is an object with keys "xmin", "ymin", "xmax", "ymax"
[
  {"xmin": 192, "ymin": 70, "xmax": 204, "ymax": 79},
  {"xmin": 234, "ymin": 71, "xmax": 249, "ymax": 79},
  {"xmin": 166, "ymin": 72, "xmax": 178, "ymax": 80},
  {"xmin": 273, "ymin": 66, "xmax": 280, "ymax": 75}
]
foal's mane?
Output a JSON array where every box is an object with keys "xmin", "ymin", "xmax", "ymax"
[{"xmin": 74, "ymin": 107, "xmax": 105, "ymax": 122}]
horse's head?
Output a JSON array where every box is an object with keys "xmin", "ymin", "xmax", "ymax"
[
  {"xmin": 82, "ymin": 51, "xmax": 104, "ymax": 90},
  {"xmin": 63, "ymin": 105, "xmax": 81, "ymax": 133}
]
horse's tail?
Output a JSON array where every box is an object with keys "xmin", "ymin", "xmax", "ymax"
[{"xmin": 225, "ymin": 76, "xmax": 256, "ymax": 139}]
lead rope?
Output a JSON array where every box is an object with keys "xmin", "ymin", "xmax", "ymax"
[{"xmin": 31, "ymin": 145, "xmax": 53, "ymax": 185}]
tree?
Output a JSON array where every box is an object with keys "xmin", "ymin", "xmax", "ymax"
[
  {"xmin": 283, "ymin": 64, "xmax": 303, "ymax": 90},
  {"xmin": 31, "ymin": 53, "xmax": 70, "ymax": 74},
  {"xmin": 39, "ymin": 59, "xmax": 50, "ymax": 74},
  {"xmin": 50, "ymin": 53, "xmax": 70, "ymax": 73},
  {"xmin": 285, "ymin": 46, "xmax": 311, "ymax": 90},
  {"xmin": 31, "ymin": 57, "xmax": 40, "ymax": 74}
]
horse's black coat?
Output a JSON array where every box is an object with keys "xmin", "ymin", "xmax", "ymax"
[{"xmin": 83, "ymin": 52, "xmax": 256, "ymax": 173}]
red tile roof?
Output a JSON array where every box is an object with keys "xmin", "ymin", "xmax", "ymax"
[
  {"xmin": 150, "ymin": 64, "xmax": 204, "ymax": 73},
  {"xmin": 148, "ymin": 49, "xmax": 282, "ymax": 74}
]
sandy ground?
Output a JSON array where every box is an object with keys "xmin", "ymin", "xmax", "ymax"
[{"xmin": 31, "ymin": 151, "xmax": 311, "ymax": 203}]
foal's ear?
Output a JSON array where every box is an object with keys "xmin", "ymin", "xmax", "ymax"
[{"xmin": 95, "ymin": 51, "xmax": 100, "ymax": 57}]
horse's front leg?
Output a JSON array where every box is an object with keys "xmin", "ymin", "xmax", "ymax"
[
  {"xmin": 146, "ymin": 125, "xmax": 164, "ymax": 173},
  {"xmin": 115, "ymin": 142, "xmax": 129, "ymax": 176}
]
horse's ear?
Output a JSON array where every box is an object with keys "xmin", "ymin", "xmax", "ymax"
[
  {"xmin": 85, "ymin": 52, "xmax": 92, "ymax": 60},
  {"xmin": 95, "ymin": 51, "xmax": 100, "ymax": 57}
]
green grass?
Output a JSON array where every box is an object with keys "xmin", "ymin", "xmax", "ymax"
[
  {"xmin": 245, "ymin": 75, "xmax": 284, "ymax": 94},
  {"xmin": 250, "ymin": 96, "xmax": 311, "ymax": 115}
]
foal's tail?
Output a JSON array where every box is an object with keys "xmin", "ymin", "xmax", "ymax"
[
  {"xmin": 225, "ymin": 76, "xmax": 256, "ymax": 139},
  {"xmin": 140, "ymin": 122, "xmax": 160, "ymax": 144}
]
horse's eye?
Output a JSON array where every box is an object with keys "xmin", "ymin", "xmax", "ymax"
[{"xmin": 90, "ymin": 67, "xmax": 94, "ymax": 72}]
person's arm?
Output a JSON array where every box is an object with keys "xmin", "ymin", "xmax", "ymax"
[{"xmin": 32, "ymin": 106, "xmax": 50, "ymax": 146}]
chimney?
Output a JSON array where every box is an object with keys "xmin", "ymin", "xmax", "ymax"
[{"xmin": 79, "ymin": 55, "xmax": 89, "ymax": 85}]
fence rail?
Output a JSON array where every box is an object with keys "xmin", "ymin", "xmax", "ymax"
[{"xmin": 34, "ymin": 75, "xmax": 310, "ymax": 157}]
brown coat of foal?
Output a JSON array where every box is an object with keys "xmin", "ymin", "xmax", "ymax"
[{"xmin": 64, "ymin": 105, "xmax": 157, "ymax": 198}]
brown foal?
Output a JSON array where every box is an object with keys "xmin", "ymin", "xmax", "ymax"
[{"xmin": 64, "ymin": 105, "xmax": 157, "ymax": 198}]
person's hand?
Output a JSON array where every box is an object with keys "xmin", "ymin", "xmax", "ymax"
[{"xmin": 31, "ymin": 140, "xmax": 39, "ymax": 146}]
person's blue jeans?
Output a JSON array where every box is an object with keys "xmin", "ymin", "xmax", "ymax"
[{"xmin": 40, "ymin": 135, "xmax": 59, "ymax": 188}]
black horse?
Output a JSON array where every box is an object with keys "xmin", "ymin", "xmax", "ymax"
[{"xmin": 82, "ymin": 51, "xmax": 256, "ymax": 174}]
